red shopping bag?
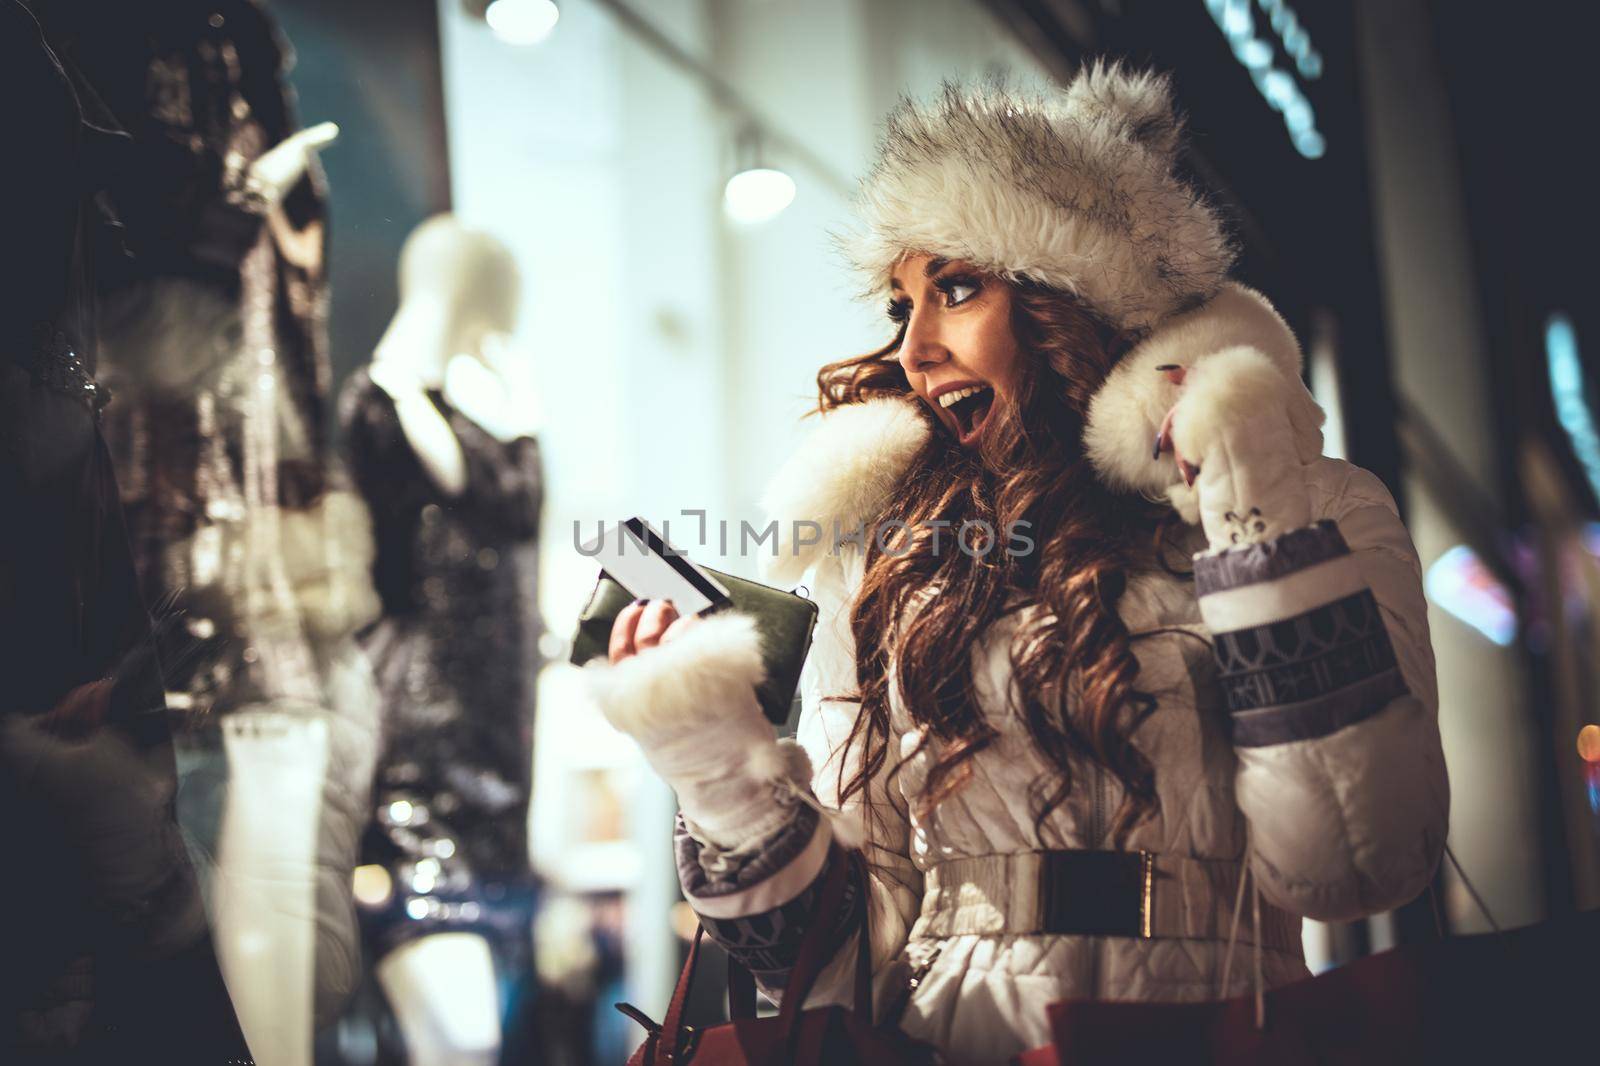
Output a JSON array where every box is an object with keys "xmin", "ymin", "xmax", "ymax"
[{"xmin": 1021, "ymin": 907, "xmax": 1597, "ymax": 1065}]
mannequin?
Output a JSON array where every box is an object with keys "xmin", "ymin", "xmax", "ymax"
[
  {"xmin": 376, "ymin": 935, "xmax": 502, "ymax": 1066},
  {"xmin": 205, "ymin": 120, "xmax": 394, "ymax": 1066},
  {"xmin": 340, "ymin": 215, "xmax": 545, "ymax": 1065},
  {"xmin": 202, "ymin": 120, "xmax": 382, "ymax": 1066}
]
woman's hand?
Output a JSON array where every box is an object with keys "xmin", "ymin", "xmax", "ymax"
[
  {"xmin": 583, "ymin": 602, "xmax": 789, "ymax": 849},
  {"xmin": 1157, "ymin": 348, "xmax": 1323, "ymax": 552},
  {"xmin": 607, "ymin": 598, "xmax": 702, "ymax": 663}
]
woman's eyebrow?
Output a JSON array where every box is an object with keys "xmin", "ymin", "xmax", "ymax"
[{"xmin": 892, "ymin": 257, "xmax": 954, "ymax": 291}]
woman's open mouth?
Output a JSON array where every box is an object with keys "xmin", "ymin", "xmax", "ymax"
[{"xmin": 938, "ymin": 384, "xmax": 995, "ymax": 446}]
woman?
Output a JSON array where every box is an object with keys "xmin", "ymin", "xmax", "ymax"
[{"xmin": 584, "ymin": 65, "xmax": 1449, "ymax": 1063}]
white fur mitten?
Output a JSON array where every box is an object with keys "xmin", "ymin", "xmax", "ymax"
[
  {"xmin": 581, "ymin": 612, "xmax": 792, "ymax": 849},
  {"xmin": 1167, "ymin": 347, "xmax": 1324, "ymax": 553}
]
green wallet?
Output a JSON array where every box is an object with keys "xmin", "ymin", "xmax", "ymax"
[{"xmin": 569, "ymin": 566, "xmax": 821, "ymax": 726}]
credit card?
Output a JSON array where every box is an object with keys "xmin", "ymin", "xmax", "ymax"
[{"xmin": 579, "ymin": 517, "xmax": 732, "ymax": 615}]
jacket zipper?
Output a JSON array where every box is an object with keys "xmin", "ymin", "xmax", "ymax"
[
  {"xmin": 1090, "ymin": 759, "xmax": 1106, "ymax": 849},
  {"xmin": 1087, "ymin": 760, "xmax": 1107, "ymax": 998}
]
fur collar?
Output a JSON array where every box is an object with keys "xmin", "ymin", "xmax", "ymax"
[
  {"xmin": 759, "ymin": 397, "xmax": 930, "ymax": 586},
  {"xmin": 757, "ymin": 283, "xmax": 1321, "ymax": 582},
  {"xmin": 1083, "ymin": 281, "xmax": 1322, "ymax": 518}
]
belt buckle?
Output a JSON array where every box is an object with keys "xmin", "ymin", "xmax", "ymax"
[
  {"xmin": 1039, "ymin": 849, "xmax": 1156, "ymax": 938},
  {"xmin": 1137, "ymin": 849, "xmax": 1154, "ymax": 938}
]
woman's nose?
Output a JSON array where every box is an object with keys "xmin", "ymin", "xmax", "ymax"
[{"xmin": 898, "ymin": 309, "xmax": 948, "ymax": 375}]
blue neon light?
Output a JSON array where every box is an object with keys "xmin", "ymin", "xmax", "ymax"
[
  {"xmin": 1547, "ymin": 313, "xmax": 1600, "ymax": 504},
  {"xmin": 1205, "ymin": 0, "xmax": 1326, "ymax": 158}
]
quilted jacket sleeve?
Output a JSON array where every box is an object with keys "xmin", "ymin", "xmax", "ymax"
[
  {"xmin": 670, "ymin": 545, "xmax": 921, "ymax": 1010},
  {"xmin": 1195, "ymin": 459, "xmax": 1450, "ymax": 922}
]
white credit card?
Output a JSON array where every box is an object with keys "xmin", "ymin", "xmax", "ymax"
[{"xmin": 580, "ymin": 517, "xmax": 732, "ymax": 616}]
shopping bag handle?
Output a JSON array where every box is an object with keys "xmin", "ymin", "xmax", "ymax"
[
  {"xmin": 625, "ymin": 843, "xmax": 867, "ymax": 1062},
  {"xmin": 1219, "ymin": 835, "xmax": 1266, "ymax": 1030},
  {"xmin": 773, "ymin": 845, "xmax": 872, "ymax": 1036},
  {"xmin": 1442, "ymin": 842, "xmax": 1505, "ymax": 938},
  {"xmin": 726, "ymin": 850, "xmax": 873, "ymax": 1025}
]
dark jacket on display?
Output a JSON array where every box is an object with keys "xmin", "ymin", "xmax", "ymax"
[{"xmin": 0, "ymin": 3, "xmax": 249, "ymax": 1060}]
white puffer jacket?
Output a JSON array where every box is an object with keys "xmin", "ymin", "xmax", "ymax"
[{"xmin": 632, "ymin": 285, "xmax": 1448, "ymax": 1064}]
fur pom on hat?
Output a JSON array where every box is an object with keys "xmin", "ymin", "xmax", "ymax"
[{"xmin": 844, "ymin": 61, "xmax": 1236, "ymax": 334}]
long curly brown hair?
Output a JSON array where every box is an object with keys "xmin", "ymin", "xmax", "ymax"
[{"xmin": 814, "ymin": 278, "xmax": 1177, "ymax": 849}]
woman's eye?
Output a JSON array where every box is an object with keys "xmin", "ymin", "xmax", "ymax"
[
  {"xmin": 940, "ymin": 280, "xmax": 980, "ymax": 306},
  {"xmin": 886, "ymin": 298, "xmax": 911, "ymax": 323}
]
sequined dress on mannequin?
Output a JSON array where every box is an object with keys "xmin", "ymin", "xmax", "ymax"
[
  {"xmin": 340, "ymin": 369, "xmax": 544, "ymax": 969},
  {"xmin": 41, "ymin": 0, "xmax": 364, "ymax": 712}
]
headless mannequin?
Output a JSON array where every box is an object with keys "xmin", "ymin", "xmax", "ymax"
[
  {"xmin": 362, "ymin": 216, "xmax": 538, "ymax": 1066},
  {"xmin": 209, "ymin": 123, "xmax": 385, "ymax": 1066}
]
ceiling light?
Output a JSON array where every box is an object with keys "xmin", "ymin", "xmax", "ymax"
[
  {"xmin": 485, "ymin": 0, "xmax": 559, "ymax": 46},
  {"xmin": 724, "ymin": 126, "xmax": 795, "ymax": 224},
  {"xmin": 724, "ymin": 168, "xmax": 796, "ymax": 224}
]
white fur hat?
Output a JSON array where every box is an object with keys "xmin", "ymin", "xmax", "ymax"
[{"xmin": 844, "ymin": 62, "xmax": 1236, "ymax": 335}]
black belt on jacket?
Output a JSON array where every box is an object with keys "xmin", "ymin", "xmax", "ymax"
[{"xmin": 912, "ymin": 849, "xmax": 1302, "ymax": 953}]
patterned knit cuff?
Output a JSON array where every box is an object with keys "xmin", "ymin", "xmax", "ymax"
[
  {"xmin": 676, "ymin": 801, "xmax": 829, "ymax": 919},
  {"xmin": 1194, "ymin": 519, "xmax": 1353, "ymax": 599},
  {"xmin": 1196, "ymin": 520, "xmax": 1409, "ymax": 747},
  {"xmin": 681, "ymin": 831, "xmax": 862, "ymax": 990}
]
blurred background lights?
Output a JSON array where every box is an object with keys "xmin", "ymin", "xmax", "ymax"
[
  {"xmin": 1291, "ymin": 128, "xmax": 1325, "ymax": 159},
  {"xmin": 1577, "ymin": 724, "xmax": 1600, "ymax": 764},
  {"xmin": 723, "ymin": 167, "xmax": 796, "ymax": 224},
  {"xmin": 485, "ymin": 0, "xmax": 559, "ymax": 46},
  {"xmin": 1546, "ymin": 313, "xmax": 1600, "ymax": 502},
  {"xmin": 1205, "ymin": 0, "xmax": 1326, "ymax": 158},
  {"xmin": 1258, "ymin": 0, "xmax": 1324, "ymax": 79},
  {"xmin": 1234, "ymin": 38, "xmax": 1273, "ymax": 69},
  {"xmin": 351, "ymin": 864, "xmax": 393, "ymax": 907},
  {"xmin": 1424, "ymin": 544, "xmax": 1517, "ymax": 646},
  {"xmin": 1583, "ymin": 725, "xmax": 1600, "ymax": 815}
]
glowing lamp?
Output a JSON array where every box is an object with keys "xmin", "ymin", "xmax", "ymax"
[
  {"xmin": 485, "ymin": 0, "xmax": 559, "ymax": 46},
  {"xmin": 724, "ymin": 167, "xmax": 796, "ymax": 224}
]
